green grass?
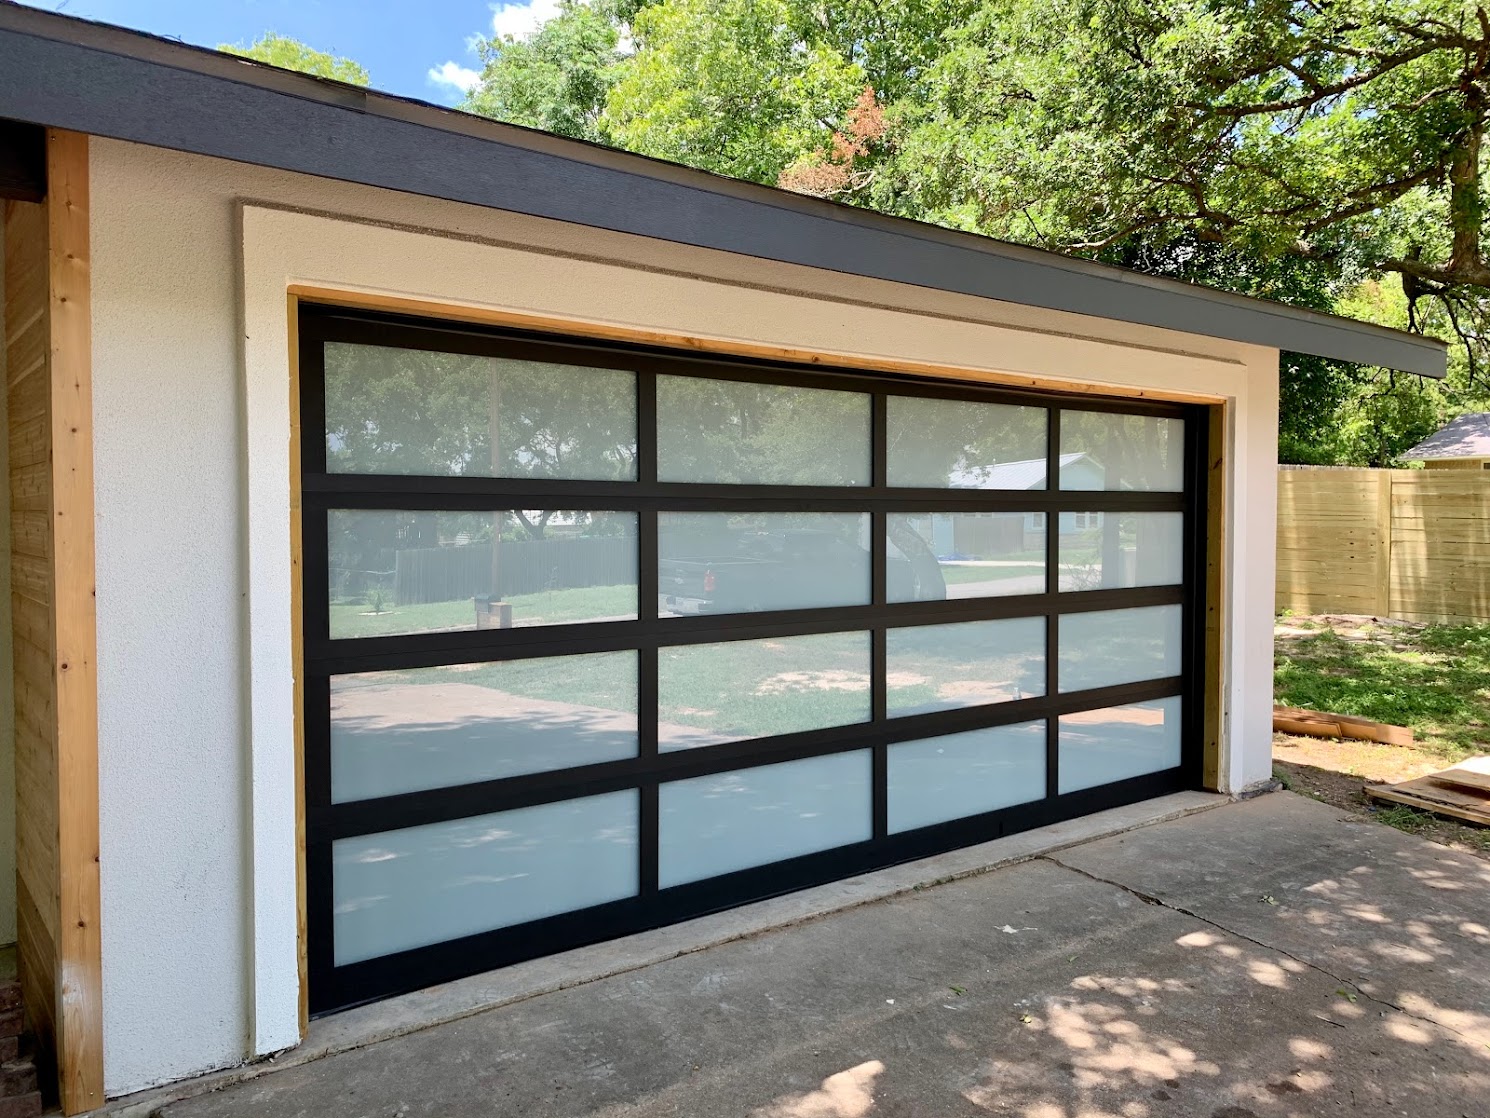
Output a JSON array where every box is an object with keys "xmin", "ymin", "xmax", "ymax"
[
  {"xmin": 329, "ymin": 584, "xmax": 636, "ymax": 638},
  {"xmin": 1274, "ymin": 623, "xmax": 1490, "ymax": 762},
  {"xmin": 939, "ymin": 564, "xmax": 1045, "ymax": 585}
]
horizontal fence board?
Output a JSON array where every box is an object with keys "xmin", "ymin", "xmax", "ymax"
[{"xmin": 1277, "ymin": 467, "xmax": 1490, "ymax": 624}]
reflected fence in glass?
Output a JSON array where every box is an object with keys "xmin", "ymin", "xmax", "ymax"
[
  {"xmin": 886, "ymin": 616, "xmax": 1045, "ymax": 717},
  {"xmin": 324, "ymin": 342, "xmax": 637, "ymax": 481},
  {"xmin": 656, "ymin": 375, "xmax": 871, "ymax": 486},
  {"xmin": 888, "ymin": 512, "xmax": 1045, "ymax": 603},
  {"xmin": 327, "ymin": 509, "xmax": 638, "ymax": 638},
  {"xmin": 332, "ymin": 790, "xmax": 640, "ymax": 966},
  {"xmin": 658, "ymin": 511, "xmax": 870, "ymax": 616},
  {"xmin": 329, "ymin": 651, "xmax": 638, "ymax": 802},
  {"xmin": 658, "ymin": 631, "xmax": 872, "ymax": 750},
  {"xmin": 1058, "ymin": 697, "xmax": 1183, "ymax": 794},
  {"xmin": 1057, "ymin": 512, "xmax": 1183, "ymax": 592}
]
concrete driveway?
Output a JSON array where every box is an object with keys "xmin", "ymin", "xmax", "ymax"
[{"xmin": 155, "ymin": 793, "xmax": 1490, "ymax": 1118}]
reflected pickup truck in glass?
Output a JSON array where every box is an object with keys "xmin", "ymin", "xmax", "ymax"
[{"xmin": 658, "ymin": 523, "xmax": 945, "ymax": 615}]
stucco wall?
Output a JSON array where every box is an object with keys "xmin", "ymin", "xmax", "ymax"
[{"xmin": 90, "ymin": 137, "xmax": 1279, "ymax": 1095}]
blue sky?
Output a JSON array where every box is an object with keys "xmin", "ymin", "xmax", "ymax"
[{"xmin": 19, "ymin": 0, "xmax": 563, "ymax": 105}]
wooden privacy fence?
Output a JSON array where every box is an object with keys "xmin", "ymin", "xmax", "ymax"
[{"xmin": 1276, "ymin": 467, "xmax": 1490, "ymax": 623}]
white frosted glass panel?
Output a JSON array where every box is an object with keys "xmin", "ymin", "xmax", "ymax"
[
  {"xmin": 331, "ymin": 652, "xmax": 637, "ymax": 802},
  {"xmin": 658, "ymin": 752, "xmax": 872, "ymax": 888},
  {"xmin": 1060, "ymin": 412, "xmax": 1183, "ymax": 492},
  {"xmin": 1058, "ymin": 512, "xmax": 1184, "ymax": 591},
  {"xmin": 658, "ymin": 632, "xmax": 871, "ymax": 750},
  {"xmin": 887, "ymin": 513, "xmax": 1045, "ymax": 602},
  {"xmin": 886, "ymin": 617, "xmax": 1045, "ymax": 717},
  {"xmin": 328, "ymin": 509, "xmax": 637, "ymax": 638},
  {"xmin": 658, "ymin": 512, "xmax": 869, "ymax": 616},
  {"xmin": 333, "ymin": 790, "xmax": 638, "ymax": 965},
  {"xmin": 1059, "ymin": 698, "xmax": 1182, "ymax": 794},
  {"xmin": 656, "ymin": 376, "xmax": 870, "ymax": 486},
  {"xmin": 887, "ymin": 398, "xmax": 1047, "ymax": 489},
  {"xmin": 324, "ymin": 343, "xmax": 636, "ymax": 479},
  {"xmin": 888, "ymin": 721, "xmax": 1046, "ymax": 833},
  {"xmin": 1059, "ymin": 605, "xmax": 1183, "ymax": 692}
]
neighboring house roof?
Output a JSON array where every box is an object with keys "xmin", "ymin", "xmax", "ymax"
[
  {"xmin": 951, "ymin": 452, "xmax": 1090, "ymax": 490},
  {"xmin": 1401, "ymin": 413, "xmax": 1490, "ymax": 460},
  {"xmin": 0, "ymin": 4, "xmax": 1447, "ymax": 378}
]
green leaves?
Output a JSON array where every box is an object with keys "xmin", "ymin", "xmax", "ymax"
[{"xmin": 219, "ymin": 33, "xmax": 371, "ymax": 86}]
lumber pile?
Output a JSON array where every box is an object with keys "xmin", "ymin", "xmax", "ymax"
[
  {"xmin": 1364, "ymin": 757, "xmax": 1490, "ymax": 827},
  {"xmin": 1272, "ymin": 706, "xmax": 1413, "ymax": 747}
]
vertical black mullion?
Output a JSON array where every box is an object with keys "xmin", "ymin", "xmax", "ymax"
[
  {"xmin": 636, "ymin": 369, "xmax": 661, "ymax": 894},
  {"xmin": 1180, "ymin": 407, "xmax": 1207, "ymax": 787},
  {"xmin": 871, "ymin": 393, "xmax": 888, "ymax": 839},
  {"xmin": 1044, "ymin": 409, "xmax": 1061, "ymax": 799},
  {"xmin": 299, "ymin": 323, "xmax": 329, "ymax": 476}
]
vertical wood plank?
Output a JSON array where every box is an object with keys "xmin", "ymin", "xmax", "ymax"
[
  {"xmin": 286, "ymin": 293, "xmax": 309, "ymax": 1040},
  {"xmin": 46, "ymin": 128, "xmax": 103, "ymax": 1116},
  {"xmin": 1375, "ymin": 471, "xmax": 1393, "ymax": 616}
]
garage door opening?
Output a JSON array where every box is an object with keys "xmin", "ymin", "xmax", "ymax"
[{"xmin": 300, "ymin": 304, "xmax": 1207, "ymax": 1015}]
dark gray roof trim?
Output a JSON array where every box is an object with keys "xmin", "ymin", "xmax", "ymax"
[{"xmin": 0, "ymin": 4, "xmax": 1446, "ymax": 378}]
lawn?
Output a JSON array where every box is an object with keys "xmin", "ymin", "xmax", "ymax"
[
  {"xmin": 1273, "ymin": 614, "xmax": 1490, "ymax": 858},
  {"xmin": 939, "ymin": 563, "xmax": 1045, "ymax": 585}
]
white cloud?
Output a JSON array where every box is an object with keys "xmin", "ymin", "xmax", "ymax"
[
  {"xmin": 427, "ymin": 60, "xmax": 482, "ymax": 94},
  {"xmin": 490, "ymin": 0, "xmax": 563, "ymax": 42}
]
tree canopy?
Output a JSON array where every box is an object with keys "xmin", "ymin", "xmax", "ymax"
[{"xmin": 219, "ymin": 33, "xmax": 371, "ymax": 86}]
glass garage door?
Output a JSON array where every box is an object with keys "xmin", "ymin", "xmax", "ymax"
[{"xmin": 301, "ymin": 305, "xmax": 1205, "ymax": 1013}]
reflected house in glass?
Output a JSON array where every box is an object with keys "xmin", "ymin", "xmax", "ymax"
[{"xmin": 0, "ymin": 7, "xmax": 1450, "ymax": 1107}]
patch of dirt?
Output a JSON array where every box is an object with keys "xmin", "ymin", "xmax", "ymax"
[{"xmin": 1273, "ymin": 732, "xmax": 1490, "ymax": 861}]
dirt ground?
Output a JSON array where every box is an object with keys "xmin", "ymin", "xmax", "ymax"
[{"xmin": 1274, "ymin": 613, "xmax": 1490, "ymax": 861}]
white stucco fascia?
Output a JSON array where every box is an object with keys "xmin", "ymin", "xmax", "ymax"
[{"xmin": 90, "ymin": 138, "xmax": 1278, "ymax": 1095}]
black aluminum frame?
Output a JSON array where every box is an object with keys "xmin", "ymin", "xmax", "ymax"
[{"xmin": 300, "ymin": 303, "xmax": 1210, "ymax": 1015}]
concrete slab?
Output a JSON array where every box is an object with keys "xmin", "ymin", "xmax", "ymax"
[
  {"xmin": 1053, "ymin": 792, "xmax": 1490, "ymax": 1048},
  {"xmin": 148, "ymin": 793, "xmax": 1490, "ymax": 1118}
]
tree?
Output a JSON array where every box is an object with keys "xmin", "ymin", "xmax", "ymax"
[
  {"xmin": 464, "ymin": 1, "xmax": 627, "ymax": 141},
  {"xmin": 220, "ymin": 33, "xmax": 370, "ymax": 85}
]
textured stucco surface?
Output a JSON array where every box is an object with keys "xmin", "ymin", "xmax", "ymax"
[{"xmin": 90, "ymin": 136, "xmax": 1280, "ymax": 1096}]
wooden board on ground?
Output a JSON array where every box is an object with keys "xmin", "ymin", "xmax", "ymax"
[
  {"xmin": 1272, "ymin": 706, "xmax": 1414, "ymax": 747},
  {"xmin": 1364, "ymin": 756, "xmax": 1490, "ymax": 827}
]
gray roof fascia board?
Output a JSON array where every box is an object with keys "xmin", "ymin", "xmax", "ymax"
[{"xmin": 0, "ymin": 5, "xmax": 1447, "ymax": 378}]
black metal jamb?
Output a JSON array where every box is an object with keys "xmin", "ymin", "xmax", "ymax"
[
  {"xmin": 1044, "ymin": 409, "xmax": 1062, "ymax": 799},
  {"xmin": 1180, "ymin": 403, "xmax": 1212, "ymax": 785},
  {"xmin": 298, "ymin": 303, "xmax": 1209, "ymax": 1016}
]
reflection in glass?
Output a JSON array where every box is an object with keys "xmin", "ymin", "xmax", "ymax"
[
  {"xmin": 656, "ymin": 376, "xmax": 870, "ymax": 486},
  {"xmin": 887, "ymin": 397, "xmax": 1047, "ymax": 489},
  {"xmin": 1058, "ymin": 605, "xmax": 1183, "ymax": 692},
  {"xmin": 886, "ymin": 617, "xmax": 1045, "ymax": 717},
  {"xmin": 1058, "ymin": 512, "xmax": 1184, "ymax": 591},
  {"xmin": 658, "ymin": 751, "xmax": 872, "ymax": 888},
  {"xmin": 324, "ymin": 342, "xmax": 636, "ymax": 480},
  {"xmin": 333, "ymin": 790, "xmax": 639, "ymax": 965},
  {"xmin": 888, "ymin": 513, "xmax": 1045, "ymax": 603},
  {"xmin": 1058, "ymin": 697, "xmax": 1182, "ymax": 793},
  {"xmin": 658, "ymin": 632, "xmax": 871, "ymax": 750},
  {"xmin": 327, "ymin": 509, "xmax": 637, "ymax": 638},
  {"xmin": 888, "ymin": 721, "xmax": 1046, "ymax": 833},
  {"xmin": 1059, "ymin": 411, "xmax": 1183, "ymax": 492},
  {"xmin": 658, "ymin": 512, "xmax": 870, "ymax": 616},
  {"xmin": 330, "ymin": 652, "xmax": 638, "ymax": 802}
]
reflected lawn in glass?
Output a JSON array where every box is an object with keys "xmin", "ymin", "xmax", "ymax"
[
  {"xmin": 1058, "ymin": 512, "xmax": 1184, "ymax": 592},
  {"xmin": 888, "ymin": 512, "xmax": 1044, "ymax": 602},
  {"xmin": 1058, "ymin": 605, "xmax": 1183, "ymax": 693},
  {"xmin": 887, "ymin": 617, "xmax": 1045, "ymax": 717},
  {"xmin": 658, "ymin": 631, "xmax": 872, "ymax": 749},
  {"xmin": 330, "ymin": 651, "xmax": 638, "ymax": 802}
]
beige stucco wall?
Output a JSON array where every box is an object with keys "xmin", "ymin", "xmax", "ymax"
[{"xmin": 89, "ymin": 136, "xmax": 1280, "ymax": 1095}]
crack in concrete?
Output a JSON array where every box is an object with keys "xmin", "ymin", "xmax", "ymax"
[{"xmin": 1038, "ymin": 853, "xmax": 1482, "ymax": 1046}]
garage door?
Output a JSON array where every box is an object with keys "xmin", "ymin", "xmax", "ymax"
[{"xmin": 301, "ymin": 305, "xmax": 1205, "ymax": 1014}]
